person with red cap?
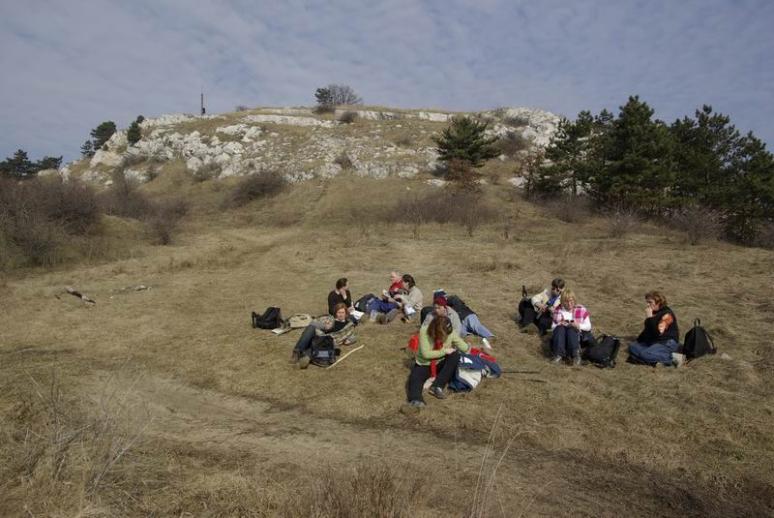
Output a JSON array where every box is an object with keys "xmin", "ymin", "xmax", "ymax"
[{"xmin": 421, "ymin": 295, "xmax": 462, "ymax": 334}]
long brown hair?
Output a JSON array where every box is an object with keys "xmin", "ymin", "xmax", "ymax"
[{"xmin": 427, "ymin": 315, "xmax": 450, "ymax": 344}]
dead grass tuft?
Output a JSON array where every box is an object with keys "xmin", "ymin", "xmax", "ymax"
[{"xmin": 222, "ymin": 171, "xmax": 287, "ymax": 209}]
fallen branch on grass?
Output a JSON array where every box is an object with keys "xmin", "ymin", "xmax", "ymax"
[
  {"xmin": 60, "ymin": 286, "xmax": 96, "ymax": 305},
  {"xmin": 328, "ymin": 344, "xmax": 365, "ymax": 369}
]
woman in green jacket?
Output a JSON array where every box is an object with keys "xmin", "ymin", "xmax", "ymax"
[{"xmin": 405, "ymin": 315, "xmax": 470, "ymax": 408}]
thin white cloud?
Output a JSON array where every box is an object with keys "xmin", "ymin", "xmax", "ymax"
[{"xmin": 1, "ymin": 0, "xmax": 772, "ymax": 161}]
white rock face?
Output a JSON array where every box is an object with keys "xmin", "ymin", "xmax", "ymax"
[
  {"xmin": 73, "ymin": 106, "xmax": 560, "ymax": 185},
  {"xmin": 244, "ymin": 114, "xmax": 337, "ymax": 128},
  {"xmin": 37, "ymin": 168, "xmax": 60, "ymax": 178},
  {"xmin": 90, "ymin": 149, "xmax": 123, "ymax": 167}
]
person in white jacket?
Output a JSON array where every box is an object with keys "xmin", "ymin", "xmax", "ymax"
[{"xmin": 550, "ymin": 290, "xmax": 591, "ymax": 366}]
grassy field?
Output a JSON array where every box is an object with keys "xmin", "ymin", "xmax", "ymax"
[{"xmin": 1, "ymin": 175, "xmax": 773, "ymax": 517}]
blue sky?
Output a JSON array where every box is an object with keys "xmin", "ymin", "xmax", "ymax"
[{"xmin": 1, "ymin": 0, "xmax": 773, "ymax": 163}]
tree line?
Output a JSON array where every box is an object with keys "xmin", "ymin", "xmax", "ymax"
[{"xmin": 526, "ymin": 96, "xmax": 773, "ymax": 244}]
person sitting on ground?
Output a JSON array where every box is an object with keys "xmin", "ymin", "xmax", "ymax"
[
  {"xmin": 549, "ymin": 290, "xmax": 591, "ymax": 366},
  {"xmin": 421, "ymin": 295, "xmax": 463, "ymax": 335},
  {"xmin": 327, "ymin": 277, "xmax": 359, "ymax": 323},
  {"xmin": 405, "ymin": 315, "xmax": 470, "ymax": 409},
  {"xmin": 518, "ymin": 278, "xmax": 565, "ymax": 334},
  {"xmin": 290, "ymin": 303, "xmax": 356, "ymax": 368},
  {"xmin": 627, "ymin": 291, "xmax": 683, "ymax": 367},
  {"xmin": 368, "ymin": 271, "xmax": 405, "ymax": 320},
  {"xmin": 446, "ymin": 295, "xmax": 495, "ymax": 350},
  {"xmin": 380, "ymin": 274, "xmax": 423, "ymax": 324}
]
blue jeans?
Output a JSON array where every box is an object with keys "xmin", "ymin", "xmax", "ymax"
[
  {"xmin": 551, "ymin": 326, "xmax": 580, "ymax": 358},
  {"xmin": 461, "ymin": 314, "xmax": 494, "ymax": 338},
  {"xmin": 369, "ymin": 299, "xmax": 397, "ymax": 314},
  {"xmin": 628, "ymin": 339, "xmax": 679, "ymax": 366}
]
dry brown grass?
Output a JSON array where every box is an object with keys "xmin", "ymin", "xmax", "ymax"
[{"xmin": 1, "ymin": 176, "xmax": 773, "ymax": 516}]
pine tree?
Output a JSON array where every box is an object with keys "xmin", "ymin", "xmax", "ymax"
[
  {"xmin": 90, "ymin": 121, "xmax": 117, "ymax": 151},
  {"xmin": 35, "ymin": 155, "xmax": 63, "ymax": 171},
  {"xmin": 0, "ymin": 149, "xmax": 34, "ymax": 179},
  {"xmin": 127, "ymin": 121, "xmax": 142, "ymax": 146},
  {"xmin": 81, "ymin": 140, "xmax": 94, "ymax": 158},
  {"xmin": 539, "ymin": 111, "xmax": 594, "ymax": 196},
  {"xmin": 434, "ymin": 116, "xmax": 499, "ymax": 169}
]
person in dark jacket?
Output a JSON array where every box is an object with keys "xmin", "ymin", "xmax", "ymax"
[
  {"xmin": 627, "ymin": 291, "xmax": 684, "ymax": 367},
  {"xmin": 291, "ymin": 304, "xmax": 355, "ymax": 368},
  {"xmin": 327, "ymin": 278, "xmax": 354, "ymax": 316}
]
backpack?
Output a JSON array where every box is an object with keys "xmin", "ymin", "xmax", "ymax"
[
  {"xmin": 683, "ymin": 319, "xmax": 717, "ymax": 359},
  {"xmin": 310, "ymin": 335, "xmax": 340, "ymax": 366},
  {"xmin": 583, "ymin": 334, "xmax": 621, "ymax": 368},
  {"xmin": 354, "ymin": 293, "xmax": 377, "ymax": 313},
  {"xmin": 251, "ymin": 307, "xmax": 283, "ymax": 329}
]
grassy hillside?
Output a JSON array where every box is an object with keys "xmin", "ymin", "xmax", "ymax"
[{"xmin": 1, "ymin": 175, "xmax": 772, "ymax": 517}]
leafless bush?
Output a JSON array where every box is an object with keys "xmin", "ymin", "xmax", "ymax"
[
  {"xmin": 608, "ymin": 208, "xmax": 640, "ymax": 238},
  {"xmin": 234, "ymin": 105, "xmax": 250, "ymax": 112},
  {"xmin": 755, "ymin": 222, "xmax": 774, "ymax": 249},
  {"xmin": 338, "ymin": 111, "xmax": 358, "ymax": 124},
  {"xmin": 542, "ymin": 195, "xmax": 591, "ymax": 224},
  {"xmin": 192, "ymin": 162, "xmax": 221, "ymax": 182},
  {"xmin": 669, "ymin": 206, "xmax": 723, "ymax": 245},
  {"xmin": 334, "ymin": 152, "xmax": 354, "ymax": 170},
  {"xmin": 389, "ymin": 189, "xmax": 498, "ymax": 238},
  {"xmin": 120, "ymin": 153, "xmax": 146, "ymax": 168},
  {"xmin": 222, "ymin": 171, "xmax": 287, "ymax": 209},
  {"xmin": 145, "ymin": 198, "xmax": 189, "ymax": 245},
  {"xmin": 98, "ymin": 170, "xmax": 153, "ymax": 219},
  {"xmin": 503, "ymin": 115, "xmax": 530, "ymax": 127},
  {"xmin": 313, "ymin": 104, "xmax": 336, "ymax": 114},
  {"xmin": 496, "ymin": 131, "xmax": 530, "ymax": 157}
]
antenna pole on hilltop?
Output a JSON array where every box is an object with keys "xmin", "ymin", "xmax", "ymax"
[{"xmin": 200, "ymin": 90, "xmax": 206, "ymax": 116}]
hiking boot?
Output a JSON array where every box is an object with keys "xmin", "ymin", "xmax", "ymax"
[
  {"xmin": 400, "ymin": 400, "xmax": 425, "ymax": 414},
  {"xmin": 428, "ymin": 386, "xmax": 446, "ymax": 400},
  {"xmin": 572, "ymin": 352, "xmax": 582, "ymax": 367},
  {"xmin": 298, "ymin": 355, "xmax": 311, "ymax": 369},
  {"xmin": 383, "ymin": 309, "xmax": 400, "ymax": 323},
  {"xmin": 290, "ymin": 350, "xmax": 300, "ymax": 364},
  {"xmin": 369, "ymin": 310, "xmax": 378, "ymax": 322},
  {"xmin": 672, "ymin": 352, "xmax": 686, "ymax": 368},
  {"xmin": 482, "ymin": 338, "xmax": 493, "ymax": 351},
  {"xmin": 550, "ymin": 355, "xmax": 563, "ymax": 364}
]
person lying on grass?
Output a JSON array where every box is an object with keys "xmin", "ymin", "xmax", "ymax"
[
  {"xmin": 290, "ymin": 303, "xmax": 356, "ymax": 369},
  {"xmin": 627, "ymin": 291, "xmax": 685, "ymax": 367},
  {"xmin": 405, "ymin": 315, "xmax": 469, "ymax": 410},
  {"xmin": 368, "ymin": 271, "xmax": 404, "ymax": 320},
  {"xmin": 518, "ymin": 277, "xmax": 565, "ymax": 335},
  {"xmin": 549, "ymin": 290, "xmax": 591, "ymax": 366}
]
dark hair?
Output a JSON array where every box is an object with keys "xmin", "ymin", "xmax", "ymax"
[
  {"xmin": 402, "ymin": 274, "xmax": 415, "ymax": 288},
  {"xmin": 428, "ymin": 315, "xmax": 450, "ymax": 344},
  {"xmin": 551, "ymin": 277, "xmax": 565, "ymax": 290},
  {"xmin": 645, "ymin": 291, "xmax": 667, "ymax": 308},
  {"xmin": 335, "ymin": 277, "xmax": 348, "ymax": 290}
]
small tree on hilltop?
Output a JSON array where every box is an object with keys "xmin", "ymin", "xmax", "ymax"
[
  {"xmin": 314, "ymin": 84, "xmax": 362, "ymax": 112},
  {"xmin": 80, "ymin": 140, "xmax": 94, "ymax": 158},
  {"xmin": 434, "ymin": 116, "xmax": 499, "ymax": 187},
  {"xmin": 91, "ymin": 121, "xmax": 117, "ymax": 150},
  {"xmin": 0, "ymin": 149, "xmax": 35, "ymax": 179}
]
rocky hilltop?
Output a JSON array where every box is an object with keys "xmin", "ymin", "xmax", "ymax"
[{"xmin": 64, "ymin": 106, "xmax": 560, "ymax": 185}]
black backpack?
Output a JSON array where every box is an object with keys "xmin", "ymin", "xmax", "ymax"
[
  {"xmin": 583, "ymin": 334, "xmax": 621, "ymax": 368},
  {"xmin": 354, "ymin": 293, "xmax": 377, "ymax": 312},
  {"xmin": 251, "ymin": 307, "xmax": 283, "ymax": 329},
  {"xmin": 683, "ymin": 319, "xmax": 716, "ymax": 359},
  {"xmin": 310, "ymin": 335, "xmax": 340, "ymax": 366}
]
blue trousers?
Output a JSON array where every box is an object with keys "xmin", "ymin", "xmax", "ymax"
[
  {"xmin": 460, "ymin": 314, "xmax": 494, "ymax": 338},
  {"xmin": 369, "ymin": 299, "xmax": 397, "ymax": 314},
  {"xmin": 628, "ymin": 339, "xmax": 679, "ymax": 366},
  {"xmin": 551, "ymin": 326, "xmax": 580, "ymax": 358}
]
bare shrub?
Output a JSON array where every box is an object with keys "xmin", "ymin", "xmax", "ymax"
[
  {"xmin": 390, "ymin": 189, "xmax": 498, "ymax": 238},
  {"xmin": 192, "ymin": 162, "xmax": 221, "ymax": 182},
  {"xmin": 670, "ymin": 206, "xmax": 723, "ymax": 245},
  {"xmin": 313, "ymin": 104, "xmax": 336, "ymax": 114},
  {"xmin": 542, "ymin": 195, "xmax": 591, "ymax": 224},
  {"xmin": 449, "ymin": 191, "xmax": 498, "ymax": 237},
  {"xmin": 145, "ymin": 198, "xmax": 189, "ymax": 245},
  {"xmin": 98, "ymin": 171, "xmax": 153, "ymax": 219},
  {"xmin": 496, "ymin": 131, "xmax": 530, "ymax": 157},
  {"xmin": 338, "ymin": 111, "xmax": 358, "ymax": 124},
  {"xmin": 755, "ymin": 222, "xmax": 774, "ymax": 249},
  {"xmin": 608, "ymin": 208, "xmax": 640, "ymax": 238},
  {"xmin": 223, "ymin": 171, "xmax": 287, "ymax": 209},
  {"xmin": 234, "ymin": 104, "xmax": 250, "ymax": 112},
  {"xmin": 120, "ymin": 153, "xmax": 146, "ymax": 168},
  {"xmin": 503, "ymin": 115, "xmax": 530, "ymax": 127},
  {"xmin": 334, "ymin": 152, "xmax": 354, "ymax": 170}
]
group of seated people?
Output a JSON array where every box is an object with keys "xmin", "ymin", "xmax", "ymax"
[
  {"xmin": 288, "ymin": 272, "xmax": 686, "ymax": 410},
  {"xmin": 518, "ymin": 277, "xmax": 685, "ymax": 367}
]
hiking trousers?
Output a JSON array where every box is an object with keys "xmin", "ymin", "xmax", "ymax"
[
  {"xmin": 461, "ymin": 314, "xmax": 494, "ymax": 338},
  {"xmin": 551, "ymin": 325, "xmax": 580, "ymax": 358},
  {"xmin": 406, "ymin": 351, "xmax": 460, "ymax": 403},
  {"xmin": 628, "ymin": 339, "xmax": 679, "ymax": 366},
  {"xmin": 518, "ymin": 300, "xmax": 552, "ymax": 334},
  {"xmin": 293, "ymin": 325, "xmax": 317, "ymax": 356}
]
